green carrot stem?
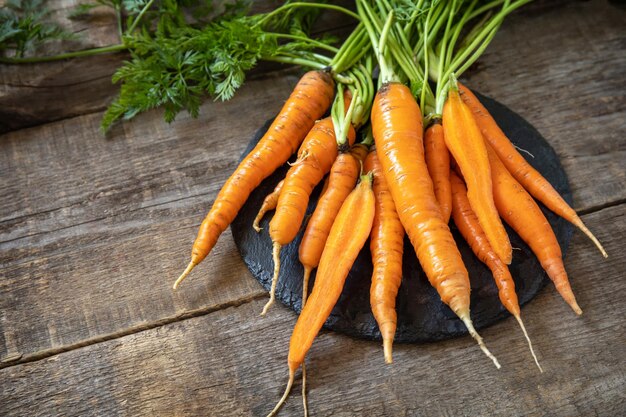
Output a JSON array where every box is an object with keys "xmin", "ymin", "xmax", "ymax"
[
  {"xmin": 0, "ymin": 44, "xmax": 127, "ymax": 64},
  {"xmin": 256, "ymin": 2, "xmax": 360, "ymax": 28},
  {"xmin": 331, "ymin": 24, "xmax": 371, "ymax": 74},
  {"xmin": 265, "ymin": 55, "xmax": 326, "ymax": 70},
  {"xmin": 444, "ymin": 0, "xmax": 479, "ymax": 68},
  {"xmin": 127, "ymin": 0, "xmax": 155, "ymax": 34},
  {"xmin": 270, "ymin": 33, "xmax": 339, "ymax": 53}
]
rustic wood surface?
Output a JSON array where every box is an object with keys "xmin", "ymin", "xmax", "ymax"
[
  {"xmin": 0, "ymin": 0, "xmax": 355, "ymax": 133},
  {"xmin": 1, "ymin": 1, "xmax": 625, "ymax": 416}
]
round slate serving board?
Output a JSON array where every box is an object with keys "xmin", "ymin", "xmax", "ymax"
[{"xmin": 231, "ymin": 92, "xmax": 573, "ymax": 343}]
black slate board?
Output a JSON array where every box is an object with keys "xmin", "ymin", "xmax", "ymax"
[{"xmin": 231, "ymin": 92, "xmax": 574, "ymax": 343}]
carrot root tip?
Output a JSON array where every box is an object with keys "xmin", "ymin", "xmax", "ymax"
[
  {"xmin": 302, "ymin": 362, "xmax": 309, "ymax": 417},
  {"xmin": 173, "ymin": 261, "xmax": 196, "ymax": 290},
  {"xmin": 514, "ymin": 314, "xmax": 543, "ymax": 373},
  {"xmin": 266, "ymin": 370, "xmax": 295, "ymax": 417},
  {"xmin": 383, "ymin": 338, "xmax": 393, "ymax": 364},
  {"xmin": 261, "ymin": 242, "xmax": 282, "ymax": 316},
  {"xmin": 576, "ymin": 220, "xmax": 608, "ymax": 258},
  {"xmin": 302, "ymin": 267, "xmax": 312, "ymax": 304},
  {"xmin": 461, "ymin": 316, "xmax": 501, "ymax": 369},
  {"xmin": 571, "ymin": 302, "xmax": 583, "ymax": 316}
]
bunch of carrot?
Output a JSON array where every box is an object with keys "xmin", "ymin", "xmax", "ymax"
[{"xmin": 169, "ymin": 1, "xmax": 607, "ymax": 415}]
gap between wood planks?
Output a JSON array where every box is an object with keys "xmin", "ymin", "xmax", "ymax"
[
  {"xmin": 0, "ymin": 73, "xmax": 115, "ymax": 90},
  {"xmin": 0, "ymin": 70, "xmax": 277, "ymax": 136},
  {"xmin": 576, "ymin": 198, "xmax": 626, "ymax": 216},
  {"xmin": 1, "ymin": 201, "xmax": 622, "ymax": 370},
  {"xmin": 1, "ymin": 188, "xmax": 220, "ymax": 247},
  {"xmin": 0, "ymin": 20, "xmax": 356, "ymax": 135},
  {"xmin": 0, "ymin": 292, "xmax": 268, "ymax": 370},
  {"xmin": 2, "ymin": 176, "xmax": 622, "ymax": 248}
]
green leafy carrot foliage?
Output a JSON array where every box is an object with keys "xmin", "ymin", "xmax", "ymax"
[{"xmin": 0, "ymin": 0, "xmax": 73, "ymax": 58}]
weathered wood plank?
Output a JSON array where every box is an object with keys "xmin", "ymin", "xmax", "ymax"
[
  {"xmin": 0, "ymin": 0, "xmax": 355, "ymax": 132},
  {"xmin": 1, "ymin": 0, "xmax": 624, "ymax": 365},
  {"xmin": 1, "ymin": 205, "xmax": 624, "ymax": 416},
  {"xmin": 0, "ymin": 74, "xmax": 297, "ymax": 237},
  {"xmin": 0, "ymin": 75, "xmax": 303, "ymax": 361},
  {"xmin": 0, "ymin": 0, "xmax": 122, "ymax": 132}
]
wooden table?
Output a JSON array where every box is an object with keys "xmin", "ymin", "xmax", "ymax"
[{"xmin": 1, "ymin": 1, "xmax": 625, "ymax": 416}]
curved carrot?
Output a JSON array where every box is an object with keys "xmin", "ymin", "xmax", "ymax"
[
  {"xmin": 457, "ymin": 82, "xmax": 606, "ymax": 258},
  {"xmin": 253, "ymin": 180, "xmax": 284, "ymax": 232},
  {"xmin": 174, "ymin": 70, "xmax": 335, "ymax": 289},
  {"xmin": 365, "ymin": 148, "xmax": 404, "ymax": 364},
  {"xmin": 372, "ymin": 82, "xmax": 499, "ymax": 368},
  {"xmin": 450, "ymin": 171, "xmax": 542, "ymax": 372},
  {"xmin": 298, "ymin": 143, "xmax": 368, "ymax": 302},
  {"xmin": 486, "ymin": 143, "xmax": 582, "ymax": 315},
  {"xmin": 424, "ymin": 121, "xmax": 452, "ymax": 223},
  {"xmin": 267, "ymin": 175, "xmax": 375, "ymax": 417},
  {"xmin": 263, "ymin": 118, "xmax": 356, "ymax": 315},
  {"xmin": 443, "ymin": 87, "xmax": 512, "ymax": 264}
]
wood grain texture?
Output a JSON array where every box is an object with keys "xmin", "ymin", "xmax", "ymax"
[
  {"xmin": 0, "ymin": 1, "xmax": 625, "ymax": 416},
  {"xmin": 0, "ymin": 206, "xmax": 624, "ymax": 417},
  {"xmin": 0, "ymin": 0, "xmax": 123, "ymax": 133},
  {"xmin": 0, "ymin": 75, "xmax": 302, "ymax": 362},
  {"xmin": 1, "ymin": 0, "xmax": 624, "ymax": 368},
  {"xmin": 0, "ymin": 0, "xmax": 356, "ymax": 133}
]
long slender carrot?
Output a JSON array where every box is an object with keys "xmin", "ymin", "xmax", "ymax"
[
  {"xmin": 298, "ymin": 143, "xmax": 368, "ymax": 304},
  {"xmin": 267, "ymin": 175, "xmax": 375, "ymax": 417},
  {"xmin": 174, "ymin": 70, "xmax": 335, "ymax": 289},
  {"xmin": 485, "ymin": 143, "xmax": 583, "ymax": 315},
  {"xmin": 443, "ymin": 86, "xmax": 512, "ymax": 264},
  {"xmin": 457, "ymin": 82, "xmax": 607, "ymax": 258},
  {"xmin": 263, "ymin": 117, "xmax": 356, "ymax": 315},
  {"xmin": 450, "ymin": 171, "xmax": 542, "ymax": 372},
  {"xmin": 424, "ymin": 121, "xmax": 452, "ymax": 223},
  {"xmin": 253, "ymin": 180, "xmax": 284, "ymax": 232},
  {"xmin": 364, "ymin": 148, "xmax": 404, "ymax": 364},
  {"xmin": 371, "ymin": 82, "xmax": 499, "ymax": 368}
]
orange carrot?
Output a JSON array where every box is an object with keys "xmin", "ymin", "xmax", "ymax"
[
  {"xmin": 424, "ymin": 121, "xmax": 452, "ymax": 223},
  {"xmin": 450, "ymin": 171, "xmax": 542, "ymax": 371},
  {"xmin": 372, "ymin": 82, "xmax": 499, "ymax": 368},
  {"xmin": 174, "ymin": 70, "xmax": 335, "ymax": 289},
  {"xmin": 263, "ymin": 118, "xmax": 356, "ymax": 314},
  {"xmin": 443, "ymin": 86, "xmax": 512, "ymax": 264},
  {"xmin": 364, "ymin": 148, "xmax": 404, "ymax": 364},
  {"xmin": 267, "ymin": 175, "xmax": 375, "ymax": 417},
  {"xmin": 457, "ymin": 82, "xmax": 606, "ymax": 258},
  {"xmin": 253, "ymin": 180, "xmax": 284, "ymax": 232},
  {"xmin": 486, "ymin": 143, "xmax": 582, "ymax": 315},
  {"xmin": 298, "ymin": 143, "xmax": 368, "ymax": 303}
]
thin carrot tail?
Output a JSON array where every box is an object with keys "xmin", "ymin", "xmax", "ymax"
[
  {"xmin": 460, "ymin": 315, "xmax": 501, "ymax": 369},
  {"xmin": 514, "ymin": 314, "xmax": 543, "ymax": 373},
  {"xmin": 173, "ymin": 260, "xmax": 196, "ymax": 290},
  {"xmin": 262, "ymin": 242, "xmax": 282, "ymax": 316},
  {"xmin": 302, "ymin": 266, "xmax": 312, "ymax": 304},
  {"xmin": 266, "ymin": 369, "xmax": 295, "ymax": 417},
  {"xmin": 301, "ymin": 266, "xmax": 310, "ymax": 417},
  {"xmin": 377, "ymin": 321, "xmax": 395, "ymax": 364},
  {"xmin": 253, "ymin": 210, "xmax": 266, "ymax": 232},
  {"xmin": 544, "ymin": 261, "xmax": 583, "ymax": 316},
  {"xmin": 302, "ymin": 361, "xmax": 308, "ymax": 417},
  {"xmin": 383, "ymin": 334, "xmax": 393, "ymax": 365},
  {"xmin": 571, "ymin": 216, "xmax": 607, "ymax": 258},
  {"xmin": 558, "ymin": 286, "xmax": 583, "ymax": 316}
]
